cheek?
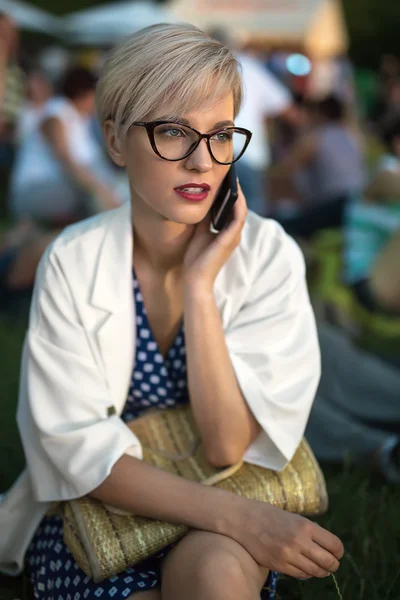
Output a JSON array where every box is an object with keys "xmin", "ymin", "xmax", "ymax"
[
  {"xmin": 124, "ymin": 139, "xmax": 152, "ymax": 181},
  {"xmin": 125, "ymin": 144, "xmax": 175, "ymax": 199}
]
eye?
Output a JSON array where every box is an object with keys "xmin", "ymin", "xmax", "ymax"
[
  {"xmin": 211, "ymin": 131, "xmax": 233, "ymax": 142},
  {"xmin": 158, "ymin": 126, "xmax": 186, "ymax": 138}
]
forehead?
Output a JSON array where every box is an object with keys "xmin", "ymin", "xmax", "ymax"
[{"xmin": 152, "ymin": 92, "xmax": 234, "ymax": 129}]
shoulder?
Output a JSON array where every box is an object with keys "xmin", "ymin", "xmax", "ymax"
[
  {"xmin": 55, "ymin": 206, "xmax": 119, "ymax": 247},
  {"xmin": 41, "ymin": 97, "xmax": 71, "ymax": 123},
  {"xmin": 242, "ymin": 211, "xmax": 305, "ymax": 275},
  {"xmin": 38, "ymin": 206, "xmax": 124, "ymax": 282},
  {"xmin": 220, "ymin": 211, "xmax": 305, "ymax": 302}
]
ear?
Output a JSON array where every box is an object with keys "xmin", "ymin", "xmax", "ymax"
[{"xmin": 103, "ymin": 120, "xmax": 125, "ymax": 167}]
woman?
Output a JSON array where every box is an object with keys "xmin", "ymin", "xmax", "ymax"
[{"xmin": 0, "ymin": 24, "xmax": 344, "ymax": 600}]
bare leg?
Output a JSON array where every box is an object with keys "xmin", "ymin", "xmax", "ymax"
[{"xmin": 161, "ymin": 530, "xmax": 268, "ymax": 600}]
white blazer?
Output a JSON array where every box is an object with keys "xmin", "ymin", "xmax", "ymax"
[{"xmin": 0, "ymin": 202, "xmax": 320, "ymax": 576}]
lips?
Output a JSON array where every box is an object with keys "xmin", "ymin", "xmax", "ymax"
[
  {"xmin": 174, "ymin": 183, "xmax": 211, "ymax": 192},
  {"xmin": 174, "ymin": 183, "xmax": 211, "ymax": 202}
]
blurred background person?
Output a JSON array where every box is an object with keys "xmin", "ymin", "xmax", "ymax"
[
  {"xmin": 275, "ymin": 95, "xmax": 366, "ymax": 239},
  {"xmin": 0, "ymin": 66, "xmax": 123, "ymax": 317},
  {"xmin": 0, "ymin": 13, "xmax": 25, "ymax": 172},
  {"xmin": 9, "ymin": 65, "xmax": 120, "ymax": 226},
  {"xmin": 235, "ymin": 49, "xmax": 295, "ymax": 216},
  {"xmin": 209, "ymin": 29, "xmax": 294, "ymax": 216},
  {"xmin": 306, "ymin": 323, "xmax": 400, "ymax": 485},
  {"xmin": 15, "ymin": 69, "xmax": 52, "ymax": 144}
]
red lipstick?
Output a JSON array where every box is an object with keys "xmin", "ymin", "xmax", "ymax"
[{"xmin": 174, "ymin": 183, "xmax": 210, "ymax": 202}]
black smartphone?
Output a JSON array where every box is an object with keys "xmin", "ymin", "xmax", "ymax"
[{"xmin": 210, "ymin": 164, "xmax": 238, "ymax": 233}]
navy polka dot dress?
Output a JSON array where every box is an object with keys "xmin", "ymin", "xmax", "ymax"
[{"xmin": 26, "ymin": 269, "xmax": 279, "ymax": 599}]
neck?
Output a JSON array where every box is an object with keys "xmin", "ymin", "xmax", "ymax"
[{"xmin": 132, "ymin": 205, "xmax": 194, "ymax": 275}]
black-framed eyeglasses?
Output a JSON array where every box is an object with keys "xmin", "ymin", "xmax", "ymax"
[{"xmin": 131, "ymin": 121, "xmax": 252, "ymax": 165}]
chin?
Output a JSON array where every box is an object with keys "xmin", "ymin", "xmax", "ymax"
[{"xmin": 160, "ymin": 205, "xmax": 210, "ymax": 226}]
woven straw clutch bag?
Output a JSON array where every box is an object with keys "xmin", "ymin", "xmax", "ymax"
[{"xmin": 62, "ymin": 406, "xmax": 328, "ymax": 582}]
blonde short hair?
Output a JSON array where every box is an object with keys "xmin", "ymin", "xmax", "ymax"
[{"xmin": 96, "ymin": 23, "xmax": 242, "ymax": 139}]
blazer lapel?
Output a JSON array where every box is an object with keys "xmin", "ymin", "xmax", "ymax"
[
  {"xmin": 90, "ymin": 203, "xmax": 135, "ymax": 415},
  {"xmin": 86, "ymin": 202, "xmax": 245, "ymax": 415}
]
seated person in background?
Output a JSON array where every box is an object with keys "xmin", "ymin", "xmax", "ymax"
[
  {"xmin": 9, "ymin": 66, "xmax": 121, "ymax": 226},
  {"xmin": 343, "ymin": 118, "xmax": 400, "ymax": 315},
  {"xmin": 306, "ymin": 322, "xmax": 400, "ymax": 485},
  {"xmin": 0, "ymin": 67, "xmax": 123, "ymax": 314},
  {"xmin": 275, "ymin": 96, "xmax": 366, "ymax": 239},
  {"xmin": 15, "ymin": 69, "xmax": 52, "ymax": 144}
]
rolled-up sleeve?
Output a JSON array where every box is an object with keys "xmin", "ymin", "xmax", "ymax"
[
  {"xmin": 16, "ymin": 247, "xmax": 142, "ymax": 502},
  {"xmin": 226, "ymin": 224, "xmax": 320, "ymax": 471}
]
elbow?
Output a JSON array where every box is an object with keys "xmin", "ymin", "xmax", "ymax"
[{"xmin": 205, "ymin": 444, "xmax": 244, "ymax": 468}]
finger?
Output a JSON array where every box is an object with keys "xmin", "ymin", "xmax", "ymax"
[
  {"xmin": 312, "ymin": 526, "xmax": 344, "ymax": 560},
  {"xmin": 234, "ymin": 190, "xmax": 248, "ymax": 222},
  {"xmin": 236, "ymin": 179, "xmax": 248, "ymax": 211},
  {"xmin": 222, "ymin": 184, "xmax": 246, "ymax": 233},
  {"xmin": 282, "ymin": 565, "xmax": 313, "ymax": 580},
  {"xmin": 292, "ymin": 555, "xmax": 331, "ymax": 579},
  {"xmin": 303, "ymin": 542, "xmax": 340, "ymax": 573},
  {"xmin": 217, "ymin": 199, "xmax": 246, "ymax": 241}
]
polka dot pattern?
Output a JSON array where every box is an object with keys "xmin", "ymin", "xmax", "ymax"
[
  {"xmin": 25, "ymin": 269, "xmax": 278, "ymax": 599},
  {"xmin": 122, "ymin": 268, "xmax": 189, "ymax": 422},
  {"xmin": 26, "ymin": 516, "xmax": 165, "ymax": 600}
]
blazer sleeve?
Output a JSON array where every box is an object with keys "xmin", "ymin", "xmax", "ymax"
[
  {"xmin": 16, "ymin": 246, "xmax": 142, "ymax": 502},
  {"xmin": 225, "ymin": 223, "xmax": 321, "ymax": 471}
]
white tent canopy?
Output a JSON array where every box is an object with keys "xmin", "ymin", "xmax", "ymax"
[
  {"xmin": 168, "ymin": 0, "xmax": 348, "ymax": 58},
  {"xmin": 62, "ymin": 1, "xmax": 177, "ymax": 46},
  {"xmin": 0, "ymin": 0, "xmax": 60, "ymax": 34}
]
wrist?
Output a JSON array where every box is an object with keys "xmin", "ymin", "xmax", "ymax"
[
  {"xmin": 185, "ymin": 484, "xmax": 247, "ymax": 540},
  {"xmin": 211, "ymin": 491, "xmax": 250, "ymax": 540},
  {"xmin": 183, "ymin": 279, "xmax": 215, "ymax": 302}
]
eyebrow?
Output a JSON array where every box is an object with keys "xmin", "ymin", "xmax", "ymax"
[{"xmin": 157, "ymin": 116, "xmax": 235, "ymax": 129}]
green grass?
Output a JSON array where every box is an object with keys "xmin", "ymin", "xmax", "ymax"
[{"xmin": 0, "ymin": 315, "xmax": 399, "ymax": 600}]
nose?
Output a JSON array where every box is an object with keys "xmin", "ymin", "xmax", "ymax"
[{"xmin": 184, "ymin": 138, "xmax": 213, "ymax": 173}]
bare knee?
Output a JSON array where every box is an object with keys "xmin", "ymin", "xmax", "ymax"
[{"xmin": 162, "ymin": 531, "xmax": 267, "ymax": 600}]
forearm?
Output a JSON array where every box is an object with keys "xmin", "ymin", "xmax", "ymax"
[
  {"xmin": 91, "ymin": 453, "xmax": 243, "ymax": 534},
  {"xmin": 63, "ymin": 159, "xmax": 101, "ymax": 195},
  {"xmin": 41, "ymin": 117, "xmax": 115, "ymax": 209},
  {"xmin": 183, "ymin": 287, "xmax": 260, "ymax": 466}
]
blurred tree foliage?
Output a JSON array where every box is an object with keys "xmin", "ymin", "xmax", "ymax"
[
  {"xmin": 29, "ymin": 0, "xmax": 399, "ymax": 68},
  {"xmin": 342, "ymin": 0, "xmax": 400, "ymax": 67}
]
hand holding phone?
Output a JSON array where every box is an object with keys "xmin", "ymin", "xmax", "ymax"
[{"xmin": 184, "ymin": 166, "xmax": 246, "ymax": 290}]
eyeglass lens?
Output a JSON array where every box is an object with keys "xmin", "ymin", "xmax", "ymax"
[{"xmin": 153, "ymin": 123, "xmax": 247, "ymax": 163}]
